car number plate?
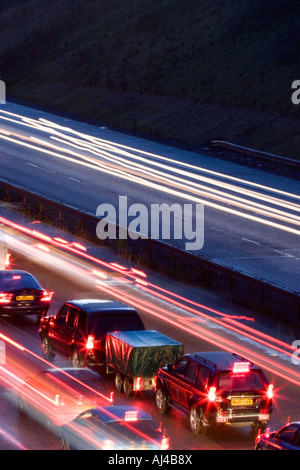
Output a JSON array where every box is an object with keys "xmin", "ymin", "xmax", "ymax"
[
  {"xmin": 16, "ymin": 295, "xmax": 34, "ymax": 301},
  {"xmin": 231, "ymin": 398, "xmax": 253, "ymax": 406}
]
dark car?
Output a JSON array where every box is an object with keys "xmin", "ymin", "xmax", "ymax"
[
  {"xmin": 155, "ymin": 351, "xmax": 273, "ymax": 434},
  {"xmin": 59, "ymin": 406, "xmax": 170, "ymax": 450},
  {"xmin": 18, "ymin": 367, "xmax": 113, "ymax": 429},
  {"xmin": 0, "ymin": 269, "xmax": 53, "ymax": 320},
  {"xmin": 39, "ymin": 299, "xmax": 145, "ymax": 367},
  {"xmin": 255, "ymin": 421, "xmax": 300, "ymax": 450}
]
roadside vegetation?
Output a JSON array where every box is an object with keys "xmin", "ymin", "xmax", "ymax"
[{"xmin": 0, "ymin": 0, "xmax": 299, "ymax": 159}]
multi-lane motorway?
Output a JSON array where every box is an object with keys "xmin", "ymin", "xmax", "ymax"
[
  {"xmin": 0, "ymin": 102, "xmax": 299, "ymax": 291},
  {"xmin": 0, "ymin": 215, "xmax": 299, "ymax": 450}
]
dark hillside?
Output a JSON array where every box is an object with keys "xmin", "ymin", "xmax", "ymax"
[{"xmin": 0, "ymin": 0, "xmax": 299, "ymax": 159}]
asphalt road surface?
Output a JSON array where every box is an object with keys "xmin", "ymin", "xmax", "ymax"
[
  {"xmin": 0, "ymin": 220, "xmax": 299, "ymax": 451},
  {"xmin": 0, "ymin": 102, "xmax": 299, "ymax": 293}
]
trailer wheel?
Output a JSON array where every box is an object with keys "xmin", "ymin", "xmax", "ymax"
[
  {"xmin": 123, "ymin": 376, "xmax": 132, "ymax": 396},
  {"xmin": 115, "ymin": 372, "xmax": 123, "ymax": 392}
]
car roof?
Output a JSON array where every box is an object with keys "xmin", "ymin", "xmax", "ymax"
[
  {"xmin": 66, "ymin": 299, "xmax": 138, "ymax": 314},
  {"xmin": 87, "ymin": 406, "xmax": 153, "ymax": 423},
  {"xmin": 0, "ymin": 269, "xmax": 34, "ymax": 278},
  {"xmin": 187, "ymin": 351, "xmax": 258, "ymax": 370}
]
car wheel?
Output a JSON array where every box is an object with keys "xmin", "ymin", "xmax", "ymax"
[
  {"xmin": 189, "ymin": 405, "xmax": 205, "ymax": 434},
  {"xmin": 60, "ymin": 438, "xmax": 71, "ymax": 450},
  {"xmin": 41, "ymin": 336, "xmax": 55, "ymax": 360},
  {"xmin": 123, "ymin": 376, "xmax": 132, "ymax": 396},
  {"xmin": 115, "ymin": 372, "xmax": 123, "ymax": 392},
  {"xmin": 155, "ymin": 386, "xmax": 170, "ymax": 414},
  {"xmin": 71, "ymin": 348, "xmax": 82, "ymax": 368}
]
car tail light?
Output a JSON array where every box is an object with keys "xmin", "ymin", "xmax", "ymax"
[
  {"xmin": 41, "ymin": 291, "xmax": 54, "ymax": 302},
  {"xmin": 134, "ymin": 377, "xmax": 143, "ymax": 391},
  {"xmin": 216, "ymin": 410, "xmax": 228, "ymax": 423},
  {"xmin": 102, "ymin": 440, "xmax": 115, "ymax": 450},
  {"xmin": 259, "ymin": 409, "xmax": 270, "ymax": 420},
  {"xmin": 161, "ymin": 437, "xmax": 170, "ymax": 450},
  {"xmin": 208, "ymin": 386, "xmax": 216, "ymax": 402},
  {"xmin": 54, "ymin": 394, "xmax": 64, "ymax": 406},
  {"xmin": 5, "ymin": 253, "xmax": 11, "ymax": 268},
  {"xmin": 0, "ymin": 293, "xmax": 13, "ymax": 303},
  {"xmin": 267, "ymin": 384, "xmax": 273, "ymax": 399},
  {"xmin": 86, "ymin": 335, "xmax": 95, "ymax": 349}
]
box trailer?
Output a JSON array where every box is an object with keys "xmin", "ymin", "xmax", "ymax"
[{"xmin": 106, "ymin": 330, "xmax": 184, "ymax": 396}]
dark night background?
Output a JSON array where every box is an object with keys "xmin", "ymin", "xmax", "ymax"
[{"xmin": 0, "ymin": 0, "xmax": 299, "ymax": 158}]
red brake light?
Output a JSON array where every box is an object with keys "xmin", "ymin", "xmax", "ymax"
[
  {"xmin": 208, "ymin": 386, "xmax": 216, "ymax": 402},
  {"xmin": 5, "ymin": 253, "xmax": 11, "ymax": 268},
  {"xmin": 86, "ymin": 335, "xmax": 95, "ymax": 349},
  {"xmin": 41, "ymin": 291, "xmax": 54, "ymax": 302},
  {"xmin": 135, "ymin": 377, "xmax": 143, "ymax": 391},
  {"xmin": 0, "ymin": 293, "xmax": 13, "ymax": 303},
  {"xmin": 267, "ymin": 384, "xmax": 273, "ymax": 399},
  {"xmin": 232, "ymin": 362, "xmax": 250, "ymax": 374},
  {"xmin": 161, "ymin": 437, "xmax": 170, "ymax": 450}
]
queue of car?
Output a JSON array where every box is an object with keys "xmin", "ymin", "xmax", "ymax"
[{"xmin": 0, "ymin": 266, "xmax": 298, "ymax": 450}]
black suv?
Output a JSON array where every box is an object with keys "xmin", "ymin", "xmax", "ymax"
[
  {"xmin": 39, "ymin": 299, "xmax": 145, "ymax": 367},
  {"xmin": 155, "ymin": 351, "xmax": 273, "ymax": 434}
]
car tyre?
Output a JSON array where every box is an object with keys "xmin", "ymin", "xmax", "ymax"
[
  {"xmin": 123, "ymin": 376, "xmax": 132, "ymax": 396},
  {"xmin": 41, "ymin": 336, "xmax": 55, "ymax": 360},
  {"xmin": 115, "ymin": 372, "xmax": 123, "ymax": 392},
  {"xmin": 155, "ymin": 386, "xmax": 170, "ymax": 414},
  {"xmin": 189, "ymin": 405, "xmax": 206, "ymax": 434},
  {"xmin": 71, "ymin": 348, "xmax": 82, "ymax": 368}
]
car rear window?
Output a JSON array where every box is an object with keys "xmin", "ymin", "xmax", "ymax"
[
  {"xmin": 106, "ymin": 419, "xmax": 161, "ymax": 441},
  {"xmin": 218, "ymin": 370, "xmax": 265, "ymax": 392},
  {"xmin": 89, "ymin": 312, "xmax": 145, "ymax": 336},
  {"xmin": 0, "ymin": 273, "xmax": 41, "ymax": 291}
]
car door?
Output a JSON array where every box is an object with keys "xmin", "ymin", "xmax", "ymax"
[
  {"xmin": 49, "ymin": 304, "xmax": 69, "ymax": 352},
  {"xmin": 179, "ymin": 360, "xmax": 200, "ymax": 409},
  {"xmin": 61, "ymin": 306, "xmax": 80, "ymax": 357},
  {"xmin": 50, "ymin": 304, "xmax": 79, "ymax": 356},
  {"xmin": 168, "ymin": 357, "xmax": 190, "ymax": 407},
  {"xmin": 265, "ymin": 424, "xmax": 300, "ymax": 450}
]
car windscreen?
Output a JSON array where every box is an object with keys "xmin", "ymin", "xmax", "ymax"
[
  {"xmin": 0, "ymin": 273, "xmax": 41, "ymax": 291},
  {"xmin": 218, "ymin": 370, "xmax": 265, "ymax": 392},
  {"xmin": 89, "ymin": 312, "xmax": 144, "ymax": 336}
]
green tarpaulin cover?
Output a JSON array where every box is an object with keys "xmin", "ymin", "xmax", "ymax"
[{"xmin": 106, "ymin": 330, "xmax": 184, "ymax": 378}]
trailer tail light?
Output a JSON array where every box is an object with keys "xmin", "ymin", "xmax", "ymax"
[
  {"xmin": 0, "ymin": 293, "xmax": 13, "ymax": 303},
  {"xmin": 208, "ymin": 386, "xmax": 216, "ymax": 402},
  {"xmin": 86, "ymin": 335, "xmax": 95, "ymax": 350},
  {"xmin": 134, "ymin": 377, "xmax": 143, "ymax": 391},
  {"xmin": 267, "ymin": 384, "xmax": 273, "ymax": 399},
  {"xmin": 161, "ymin": 437, "xmax": 170, "ymax": 450},
  {"xmin": 41, "ymin": 291, "xmax": 54, "ymax": 302}
]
